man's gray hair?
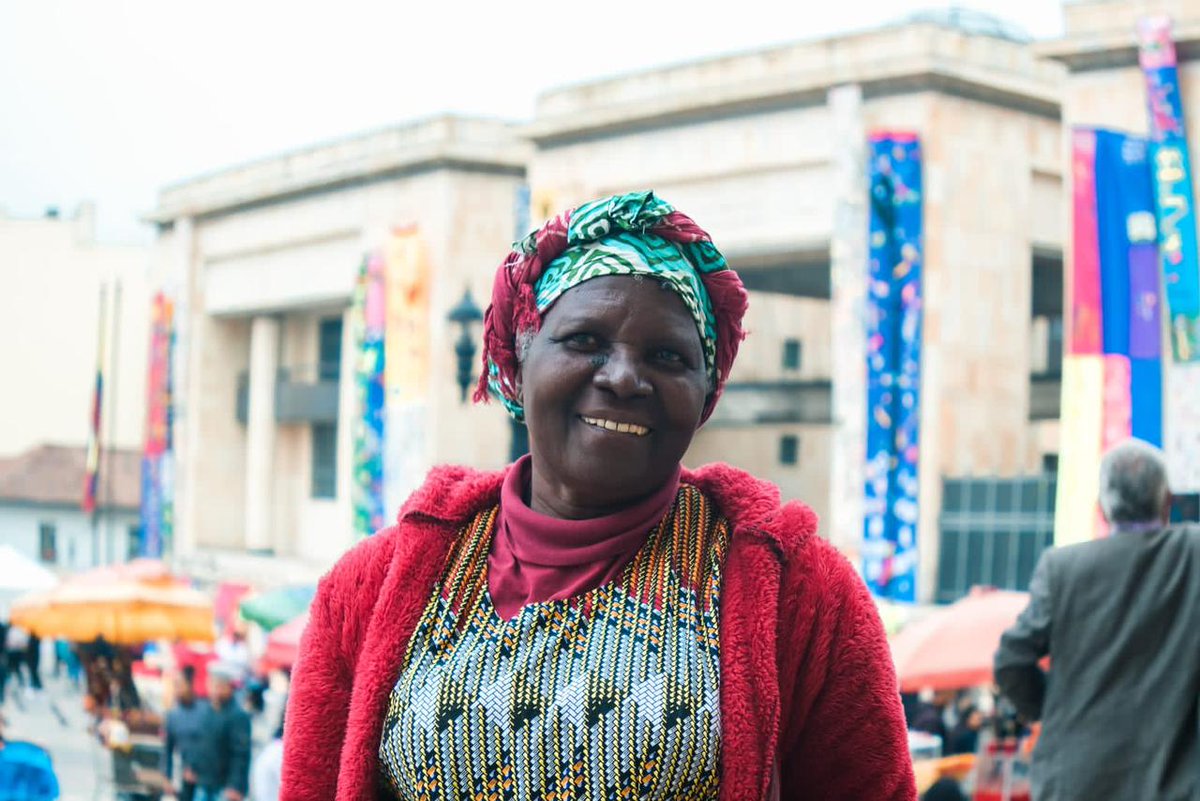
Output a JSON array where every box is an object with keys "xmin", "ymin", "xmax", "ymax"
[{"xmin": 1098, "ymin": 439, "xmax": 1170, "ymax": 524}]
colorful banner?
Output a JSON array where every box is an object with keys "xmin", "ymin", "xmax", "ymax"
[
  {"xmin": 1138, "ymin": 16, "xmax": 1200, "ymax": 492},
  {"xmin": 83, "ymin": 285, "xmax": 107, "ymax": 515},
  {"xmin": 351, "ymin": 256, "xmax": 387, "ymax": 538},
  {"xmin": 1139, "ymin": 16, "xmax": 1200, "ymax": 361},
  {"xmin": 863, "ymin": 133, "xmax": 923, "ymax": 603},
  {"xmin": 139, "ymin": 293, "xmax": 175, "ymax": 557},
  {"xmin": 383, "ymin": 228, "xmax": 432, "ymax": 515},
  {"xmin": 1057, "ymin": 128, "xmax": 1164, "ymax": 544}
]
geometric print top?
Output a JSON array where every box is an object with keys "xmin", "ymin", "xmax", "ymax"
[{"xmin": 378, "ymin": 483, "xmax": 729, "ymax": 800}]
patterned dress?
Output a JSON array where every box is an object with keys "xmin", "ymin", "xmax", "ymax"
[{"xmin": 378, "ymin": 484, "xmax": 729, "ymax": 801}]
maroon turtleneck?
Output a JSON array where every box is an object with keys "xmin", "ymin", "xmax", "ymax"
[{"xmin": 486, "ymin": 455, "xmax": 682, "ymax": 621}]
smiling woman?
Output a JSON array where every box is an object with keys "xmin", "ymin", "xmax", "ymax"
[{"xmin": 281, "ymin": 191, "xmax": 916, "ymax": 801}]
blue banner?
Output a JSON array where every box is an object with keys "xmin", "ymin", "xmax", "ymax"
[
  {"xmin": 1139, "ymin": 16, "xmax": 1200, "ymax": 362},
  {"xmin": 863, "ymin": 134, "xmax": 923, "ymax": 603}
]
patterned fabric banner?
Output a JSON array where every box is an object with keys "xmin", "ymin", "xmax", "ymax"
[
  {"xmin": 1139, "ymin": 16, "xmax": 1200, "ymax": 492},
  {"xmin": 1057, "ymin": 128, "xmax": 1163, "ymax": 545},
  {"xmin": 139, "ymin": 293, "xmax": 175, "ymax": 557},
  {"xmin": 383, "ymin": 228, "xmax": 432, "ymax": 516},
  {"xmin": 83, "ymin": 285, "xmax": 107, "ymax": 515},
  {"xmin": 1139, "ymin": 16, "xmax": 1200, "ymax": 361},
  {"xmin": 863, "ymin": 133, "xmax": 923, "ymax": 603},
  {"xmin": 351, "ymin": 256, "xmax": 387, "ymax": 538}
]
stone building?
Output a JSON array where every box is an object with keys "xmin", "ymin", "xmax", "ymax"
[
  {"xmin": 147, "ymin": 117, "xmax": 529, "ymax": 582},
  {"xmin": 151, "ymin": 12, "xmax": 1071, "ymax": 599}
]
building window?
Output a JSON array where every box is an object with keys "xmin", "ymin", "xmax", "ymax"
[
  {"xmin": 318, "ymin": 317, "xmax": 344, "ymax": 381},
  {"xmin": 782, "ymin": 339, "xmax": 803, "ymax": 372},
  {"xmin": 779, "ymin": 435, "xmax": 800, "ymax": 466},
  {"xmin": 38, "ymin": 522, "xmax": 57, "ymax": 564},
  {"xmin": 312, "ymin": 422, "xmax": 338, "ymax": 499}
]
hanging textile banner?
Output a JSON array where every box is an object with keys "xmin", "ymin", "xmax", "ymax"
[
  {"xmin": 139, "ymin": 293, "xmax": 175, "ymax": 557},
  {"xmin": 383, "ymin": 228, "xmax": 432, "ymax": 515},
  {"xmin": 863, "ymin": 132, "xmax": 923, "ymax": 603},
  {"xmin": 351, "ymin": 256, "xmax": 387, "ymax": 538},
  {"xmin": 1139, "ymin": 16, "xmax": 1200, "ymax": 492},
  {"xmin": 1057, "ymin": 128, "xmax": 1163, "ymax": 545},
  {"xmin": 1139, "ymin": 16, "xmax": 1200, "ymax": 362}
]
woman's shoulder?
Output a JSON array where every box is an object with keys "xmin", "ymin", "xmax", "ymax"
[
  {"xmin": 684, "ymin": 461, "xmax": 819, "ymax": 558},
  {"xmin": 321, "ymin": 464, "xmax": 507, "ymax": 596}
]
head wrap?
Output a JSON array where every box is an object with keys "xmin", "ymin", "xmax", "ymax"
[{"xmin": 476, "ymin": 190, "xmax": 748, "ymax": 423}]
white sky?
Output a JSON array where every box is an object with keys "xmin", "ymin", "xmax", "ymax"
[{"xmin": 0, "ymin": 1, "xmax": 1065, "ymax": 243}]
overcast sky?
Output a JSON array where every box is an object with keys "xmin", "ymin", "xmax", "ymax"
[{"xmin": 1, "ymin": 1, "xmax": 1064, "ymax": 243}]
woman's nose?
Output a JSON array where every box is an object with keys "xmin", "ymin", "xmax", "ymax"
[{"xmin": 592, "ymin": 349, "xmax": 652, "ymax": 398}]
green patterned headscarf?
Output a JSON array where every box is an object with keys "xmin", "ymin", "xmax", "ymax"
[
  {"xmin": 535, "ymin": 230, "xmax": 718, "ymax": 377},
  {"xmin": 477, "ymin": 191, "xmax": 748, "ymax": 423}
]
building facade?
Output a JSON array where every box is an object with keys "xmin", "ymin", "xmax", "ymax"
[
  {"xmin": 148, "ymin": 117, "xmax": 529, "ymax": 582},
  {"xmin": 0, "ymin": 204, "xmax": 151, "ymax": 459},
  {"xmin": 0, "ymin": 445, "xmax": 141, "ymax": 572},
  {"xmin": 152, "ymin": 14, "xmax": 1074, "ymax": 600}
]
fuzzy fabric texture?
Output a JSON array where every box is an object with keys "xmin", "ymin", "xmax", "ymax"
[{"xmin": 280, "ymin": 464, "xmax": 915, "ymax": 801}]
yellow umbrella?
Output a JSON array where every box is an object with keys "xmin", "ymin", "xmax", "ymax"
[{"xmin": 10, "ymin": 559, "xmax": 214, "ymax": 644}]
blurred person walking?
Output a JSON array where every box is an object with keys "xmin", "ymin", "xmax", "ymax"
[
  {"xmin": 162, "ymin": 666, "xmax": 209, "ymax": 801},
  {"xmin": 249, "ymin": 711, "xmax": 284, "ymax": 801},
  {"xmin": 191, "ymin": 664, "xmax": 251, "ymax": 801},
  {"xmin": 24, "ymin": 633, "xmax": 42, "ymax": 691},
  {"xmin": 3, "ymin": 623, "xmax": 29, "ymax": 698},
  {"xmin": 994, "ymin": 439, "xmax": 1200, "ymax": 800}
]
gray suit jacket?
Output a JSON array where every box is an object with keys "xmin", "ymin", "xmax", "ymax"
[{"xmin": 995, "ymin": 524, "xmax": 1200, "ymax": 801}]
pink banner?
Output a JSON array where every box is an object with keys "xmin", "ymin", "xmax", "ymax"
[{"xmin": 1070, "ymin": 130, "xmax": 1103, "ymax": 354}]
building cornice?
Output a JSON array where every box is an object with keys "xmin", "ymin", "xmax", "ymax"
[
  {"xmin": 1038, "ymin": 21, "xmax": 1200, "ymax": 72},
  {"xmin": 527, "ymin": 25, "xmax": 1062, "ymax": 147},
  {"xmin": 147, "ymin": 116, "xmax": 531, "ymax": 225}
]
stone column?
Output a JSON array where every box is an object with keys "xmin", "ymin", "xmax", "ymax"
[
  {"xmin": 244, "ymin": 316, "xmax": 280, "ymax": 552},
  {"xmin": 828, "ymin": 84, "xmax": 868, "ymax": 558}
]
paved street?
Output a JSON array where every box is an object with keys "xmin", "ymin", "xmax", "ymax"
[{"xmin": 2, "ymin": 674, "xmax": 108, "ymax": 800}]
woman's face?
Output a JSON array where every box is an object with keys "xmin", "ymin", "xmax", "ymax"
[{"xmin": 520, "ymin": 275, "xmax": 709, "ymax": 514}]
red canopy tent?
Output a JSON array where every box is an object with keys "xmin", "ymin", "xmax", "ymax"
[
  {"xmin": 890, "ymin": 588, "xmax": 1030, "ymax": 692},
  {"xmin": 263, "ymin": 610, "xmax": 309, "ymax": 670}
]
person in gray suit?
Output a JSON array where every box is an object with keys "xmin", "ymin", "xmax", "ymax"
[{"xmin": 995, "ymin": 439, "xmax": 1200, "ymax": 801}]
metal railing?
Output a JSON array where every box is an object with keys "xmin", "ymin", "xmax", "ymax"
[{"xmin": 236, "ymin": 363, "xmax": 340, "ymax": 425}]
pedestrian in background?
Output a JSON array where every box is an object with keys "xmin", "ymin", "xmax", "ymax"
[
  {"xmin": 3, "ymin": 623, "xmax": 29, "ymax": 697},
  {"xmin": 191, "ymin": 663, "xmax": 250, "ymax": 801},
  {"xmin": 249, "ymin": 710, "xmax": 284, "ymax": 801},
  {"xmin": 24, "ymin": 633, "xmax": 42, "ymax": 691},
  {"xmin": 995, "ymin": 439, "xmax": 1200, "ymax": 800},
  {"xmin": 162, "ymin": 666, "xmax": 208, "ymax": 801}
]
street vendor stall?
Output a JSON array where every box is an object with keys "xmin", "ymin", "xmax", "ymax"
[
  {"xmin": 9, "ymin": 559, "xmax": 215, "ymax": 800},
  {"xmin": 9, "ymin": 559, "xmax": 214, "ymax": 645}
]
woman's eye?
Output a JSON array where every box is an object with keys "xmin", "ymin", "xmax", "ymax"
[
  {"xmin": 655, "ymin": 349, "xmax": 684, "ymax": 364},
  {"xmin": 563, "ymin": 333, "xmax": 600, "ymax": 349}
]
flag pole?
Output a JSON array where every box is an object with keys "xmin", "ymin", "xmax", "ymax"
[
  {"xmin": 106, "ymin": 279, "xmax": 122, "ymax": 563},
  {"xmin": 85, "ymin": 282, "xmax": 108, "ymax": 566}
]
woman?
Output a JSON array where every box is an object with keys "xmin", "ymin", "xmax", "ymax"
[{"xmin": 281, "ymin": 192, "xmax": 914, "ymax": 800}]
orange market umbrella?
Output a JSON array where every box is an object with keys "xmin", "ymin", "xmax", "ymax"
[
  {"xmin": 10, "ymin": 558, "xmax": 215, "ymax": 645},
  {"xmin": 263, "ymin": 610, "xmax": 309, "ymax": 669},
  {"xmin": 889, "ymin": 588, "xmax": 1029, "ymax": 692}
]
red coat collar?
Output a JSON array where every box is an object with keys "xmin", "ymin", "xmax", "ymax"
[{"xmin": 398, "ymin": 461, "xmax": 809, "ymax": 557}]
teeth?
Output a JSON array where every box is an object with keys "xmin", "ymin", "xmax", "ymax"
[{"xmin": 581, "ymin": 416, "xmax": 650, "ymax": 436}]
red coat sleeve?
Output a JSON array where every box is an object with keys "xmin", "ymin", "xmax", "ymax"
[
  {"xmin": 280, "ymin": 529, "xmax": 395, "ymax": 801},
  {"xmin": 779, "ymin": 542, "xmax": 916, "ymax": 800}
]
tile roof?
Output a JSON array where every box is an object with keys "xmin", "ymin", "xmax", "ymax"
[{"xmin": 0, "ymin": 444, "xmax": 141, "ymax": 511}]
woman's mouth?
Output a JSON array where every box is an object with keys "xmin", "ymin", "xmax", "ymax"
[{"xmin": 578, "ymin": 415, "xmax": 652, "ymax": 437}]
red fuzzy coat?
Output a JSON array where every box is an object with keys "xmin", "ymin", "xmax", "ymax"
[{"xmin": 280, "ymin": 463, "xmax": 915, "ymax": 801}]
